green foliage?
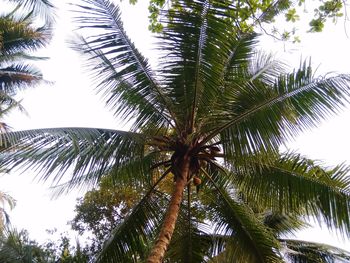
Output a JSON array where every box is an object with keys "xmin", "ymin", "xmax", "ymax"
[
  {"xmin": 0, "ymin": 0, "xmax": 51, "ymax": 129},
  {"xmin": 0, "ymin": 228, "xmax": 91, "ymax": 262},
  {"xmin": 285, "ymin": 8, "xmax": 299, "ymax": 22},
  {"xmin": 284, "ymin": 239, "xmax": 350, "ymax": 262},
  {"xmin": 71, "ymin": 176, "xmax": 143, "ymax": 254},
  {"xmin": 2, "ymin": 0, "xmax": 350, "ymax": 261},
  {"xmin": 126, "ymin": 0, "xmax": 349, "ymax": 42}
]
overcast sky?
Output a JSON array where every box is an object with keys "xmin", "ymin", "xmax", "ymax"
[{"xmin": 1, "ymin": 0, "xmax": 350, "ymax": 249}]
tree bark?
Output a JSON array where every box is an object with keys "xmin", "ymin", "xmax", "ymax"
[{"xmin": 147, "ymin": 156, "xmax": 190, "ymax": 263}]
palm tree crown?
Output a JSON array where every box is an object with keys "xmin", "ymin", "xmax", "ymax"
[
  {"xmin": 0, "ymin": 4, "xmax": 51, "ymax": 129},
  {"xmin": 2, "ymin": 0, "xmax": 350, "ymax": 262}
]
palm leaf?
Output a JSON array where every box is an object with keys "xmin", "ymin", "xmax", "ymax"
[
  {"xmin": 158, "ymin": 0, "xmax": 240, "ymax": 131},
  {"xmin": 0, "ymin": 52, "xmax": 48, "ymax": 64},
  {"xmin": 202, "ymin": 168, "xmax": 282, "ymax": 263},
  {"xmin": 204, "ymin": 61, "xmax": 350, "ymax": 158},
  {"xmin": 283, "ymin": 239, "xmax": 350, "ymax": 263},
  {"xmin": 262, "ymin": 212, "xmax": 307, "ymax": 237},
  {"xmin": 0, "ymin": 15, "xmax": 50, "ymax": 55},
  {"xmin": 165, "ymin": 188, "xmax": 213, "ymax": 262},
  {"xmin": 71, "ymin": 0, "xmax": 176, "ymax": 131},
  {"xmin": 96, "ymin": 190, "xmax": 166, "ymax": 263},
  {"xmin": 0, "ymin": 64, "xmax": 44, "ymax": 93},
  {"xmin": 234, "ymin": 152, "xmax": 350, "ymax": 237},
  {"xmin": 5, "ymin": 0, "xmax": 56, "ymax": 24},
  {"xmin": 0, "ymin": 128, "xmax": 148, "ymax": 187}
]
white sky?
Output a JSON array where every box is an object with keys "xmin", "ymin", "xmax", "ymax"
[{"xmin": 1, "ymin": 0, "xmax": 350, "ymax": 251}]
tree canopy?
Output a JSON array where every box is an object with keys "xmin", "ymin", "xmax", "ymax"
[
  {"xmin": 1, "ymin": 0, "xmax": 350, "ymax": 262},
  {"xmin": 130, "ymin": 0, "xmax": 347, "ymax": 42}
]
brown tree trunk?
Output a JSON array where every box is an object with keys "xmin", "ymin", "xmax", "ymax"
[{"xmin": 147, "ymin": 156, "xmax": 190, "ymax": 263}]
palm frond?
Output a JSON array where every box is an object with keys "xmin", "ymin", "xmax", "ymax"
[
  {"xmin": 202, "ymin": 168, "xmax": 282, "ymax": 263},
  {"xmin": 71, "ymin": 0, "xmax": 176, "ymax": 131},
  {"xmin": 204, "ymin": 61, "xmax": 350, "ymax": 158},
  {"xmin": 158, "ymin": 0, "xmax": 239, "ymax": 131},
  {"xmin": 222, "ymin": 33, "xmax": 259, "ymax": 80},
  {"xmin": 283, "ymin": 239, "xmax": 350, "ymax": 263},
  {"xmin": 248, "ymin": 52, "xmax": 286, "ymax": 84},
  {"xmin": 5, "ymin": 0, "xmax": 56, "ymax": 24},
  {"xmin": 0, "ymin": 128, "xmax": 148, "ymax": 188},
  {"xmin": 0, "ymin": 15, "xmax": 50, "ymax": 55},
  {"xmin": 165, "ymin": 188, "xmax": 213, "ymax": 262},
  {"xmin": 166, "ymin": 225, "xmax": 213, "ymax": 263},
  {"xmin": 96, "ymin": 191, "xmax": 166, "ymax": 263},
  {"xmin": 234, "ymin": 152, "xmax": 350, "ymax": 237},
  {"xmin": 0, "ymin": 52, "xmax": 48, "ymax": 64},
  {"xmin": 262, "ymin": 212, "xmax": 307, "ymax": 237},
  {"xmin": 0, "ymin": 64, "xmax": 44, "ymax": 93},
  {"xmin": 51, "ymin": 151, "xmax": 164, "ymax": 196}
]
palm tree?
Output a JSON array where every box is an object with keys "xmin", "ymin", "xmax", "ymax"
[
  {"xmin": 2, "ymin": 0, "xmax": 350, "ymax": 262},
  {"xmin": 0, "ymin": 3, "xmax": 50, "ymax": 234},
  {"xmin": 0, "ymin": 4, "xmax": 51, "ymax": 129}
]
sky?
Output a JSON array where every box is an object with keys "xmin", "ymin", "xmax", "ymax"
[{"xmin": 1, "ymin": 0, "xmax": 350, "ymax": 251}]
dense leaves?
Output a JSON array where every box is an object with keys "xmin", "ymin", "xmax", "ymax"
[
  {"xmin": 135, "ymin": 0, "xmax": 346, "ymax": 42},
  {"xmin": 0, "ymin": 1, "xmax": 51, "ymax": 129},
  {"xmin": 71, "ymin": 177, "xmax": 144, "ymax": 255},
  {"xmin": 0, "ymin": 228, "xmax": 90, "ymax": 262},
  {"xmin": 2, "ymin": 0, "xmax": 350, "ymax": 262}
]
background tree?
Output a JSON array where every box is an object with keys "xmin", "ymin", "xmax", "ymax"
[
  {"xmin": 0, "ymin": 0, "xmax": 52, "ymax": 236},
  {"xmin": 0, "ymin": 191, "xmax": 15, "ymax": 233},
  {"xmin": 0, "ymin": 228, "xmax": 90, "ymax": 262},
  {"xmin": 71, "ymin": 176, "xmax": 143, "ymax": 255},
  {"xmin": 0, "ymin": 0, "xmax": 52, "ymax": 130},
  {"xmin": 2, "ymin": 0, "xmax": 350, "ymax": 262},
  {"xmin": 131, "ymin": 0, "xmax": 346, "ymax": 42}
]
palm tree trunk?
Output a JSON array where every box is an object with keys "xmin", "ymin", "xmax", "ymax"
[{"xmin": 147, "ymin": 156, "xmax": 190, "ymax": 263}]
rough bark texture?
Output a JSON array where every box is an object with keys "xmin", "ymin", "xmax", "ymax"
[{"xmin": 147, "ymin": 156, "xmax": 190, "ymax": 263}]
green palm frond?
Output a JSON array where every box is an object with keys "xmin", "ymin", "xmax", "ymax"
[
  {"xmin": 0, "ymin": 93, "xmax": 26, "ymax": 118},
  {"xmin": 165, "ymin": 188, "xmax": 213, "ymax": 262},
  {"xmin": 166, "ymin": 224, "xmax": 213, "ymax": 262},
  {"xmin": 96, "ymin": 191, "xmax": 166, "ymax": 263},
  {"xmin": 248, "ymin": 52, "xmax": 286, "ymax": 84},
  {"xmin": 52, "ymin": 150, "xmax": 162, "ymax": 196},
  {"xmin": 0, "ymin": 128, "xmax": 148, "ymax": 187},
  {"xmin": 71, "ymin": 0, "xmax": 176, "ymax": 131},
  {"xmin": 222, "ymin": 33, "xmax": 258, "ymax": 80},
  {"xmin": 283, "ymin": 239, "xmax": 350, "ymax": 263},
  {"xmin": 0, "ymin": 228, "xmax": 48, "ymax": 263},
  {"xmin": 208, "ymin": 61, "xmax": 350, "ymax": 158},
  {"xmin": 262, "ymin": 212, "xmax": 307, "ymax": 237},
  {"xmin": 203, "ymin": 168, "xmax": 282, "ymax": 263},
  {"xmin": 235, "ymin": 152, "xmax": 350, "ymax": 237},
  {"xmin": 158, "ymin": 0, "xmax": 241, "ymax": 131},
  {"xmin": 0, "ymin": 229, "xmax": 25, "ymax": 262},
  {"xmin": 0, "ymin": 15, "xmax": 50, "ymax": 55}
]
